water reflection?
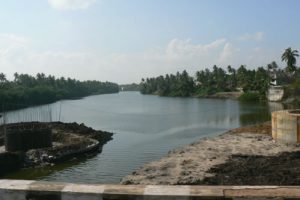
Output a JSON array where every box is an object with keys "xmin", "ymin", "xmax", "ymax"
[{"xmin": 2, "ymin": 92, "xmax": 280, "ymax": 183}]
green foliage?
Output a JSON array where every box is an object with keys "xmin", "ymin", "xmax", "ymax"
[
  {"xmin": 120, "ymin": 83, "xmax": 140, "ymax": 91},
  {"xmin": 284, "ymin": 75, "xmax": 300, "ymax": 98},
  {"xmin": 0, "ymin": 73, "xmax": 119, "ymax": 111},
  {"xmin": 140, "ymin": 64, "xmax": 271, "ymax": 98},
  {"xmin": 238, "ymin": 92, "xmax": 261, "ymax": 102},
  {"xmin": 140, "ymin": 70, "xmax": 195, "ymax": 97},
  {"xmin": 282, "ymin": 47, "xmax": 299, "ymax": 73}
]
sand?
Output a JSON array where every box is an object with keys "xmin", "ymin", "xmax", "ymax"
[{"xmin": 121, "ymin": 123, "xmax": 300, "ymax": 185}]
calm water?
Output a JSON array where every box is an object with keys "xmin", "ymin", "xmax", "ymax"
[{"xmin": 3, "ymin": 92, "xmax": 282, "ymax": 183}]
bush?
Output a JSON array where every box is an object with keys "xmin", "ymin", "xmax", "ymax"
[{"xmin": 238, "ymin": 92, "xmax": 261, "ymax": 102}]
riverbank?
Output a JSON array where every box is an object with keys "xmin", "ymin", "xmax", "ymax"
[
  {"xmin": 198, "ymin": 91, "xmax": 243, "ymax": 99},
  {"xmin": 0, "ymin": 122, "xmax": 113, "ymax": 175},
  {"xmin": 0, "ymin": 72, "xmax": 119, "ymax": 112},
  {"xmin": 121, "ymin": 122, "xmax": 300, "ymax": 185}
]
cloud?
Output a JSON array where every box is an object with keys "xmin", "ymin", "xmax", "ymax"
[
  {"xmin": 166, "ymin": 38, "xmax": 226, "ymax": 58},
  {"xmin": 218, "ymin": 43, "xmax": 235, "ymax": 63},
  {"xmin": 0, "ymin": 34, "xmax": 28, "ymax": 55},
  {"xmin": 48, "ymin": 0, "xmax": 97, "ymax": 11},
  {"xmin": 0, "ymin": 34, "xmax": 29, "ymax": 67},
  {"xmin": 245, "ymin": 47, "xmax": 277, "ymax": 66},
  {"xmin": 110, "ymin": 38, "xmax": 229, "ymax": 80},
  {"xmin": 0, "ymin": 36, "xmax": 230, "ymax": 83},
  {"xmin": 0, "ymin": 34, "xmax": 280, "ymax": 84},
  {"xmin": 238, "ymin": 32, "xmax": 264, "ymax": 41}
]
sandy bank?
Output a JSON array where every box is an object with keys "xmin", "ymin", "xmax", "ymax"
[{"xmin": 121, "ymin": 122, "xmax": 300, "ymax": 185}]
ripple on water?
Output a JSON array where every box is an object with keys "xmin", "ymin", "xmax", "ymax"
[{"xmin": 3, "ymin": 92, "xmax": 272, "ymax": 183}]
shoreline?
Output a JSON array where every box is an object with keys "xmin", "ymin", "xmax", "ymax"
[
  {"xmin": 0, "ymin": 91, "xmax": 119, "ymax": 113},
  {"xmin": 197, "ymin": 91, "xmax": 243, "ymax": 99},
  {"xmin": 121, "ymin": 122, "xmax": 300, "ymax": 185},
  {"xmin": 142, "ymin": 91, "xmax": 243, "ymax": 100}
]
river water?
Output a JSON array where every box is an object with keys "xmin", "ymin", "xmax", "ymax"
[{"xmin": 3, "ymin": 92, "xmax": 282, "ymax": 183}]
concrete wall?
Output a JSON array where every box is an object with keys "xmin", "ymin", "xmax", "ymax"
[
  {"xmin": 268, "ymin": 86, "xmax": 284, "ymax": 102},
  {"xmin": 5, "ymin": 126, "xmax": 52, "ymax": 152},
  {"xmin": 1, "ymin": 180, "xmax": 300, "ymax": 199},
  {"xmin": 272, "ymin": 110, "xmax": 300, "ymax": 144}
]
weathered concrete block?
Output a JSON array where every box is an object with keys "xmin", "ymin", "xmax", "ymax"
[
  {"xmin": 272, "ymin": 110, "xmax": 300, "ymax": 144},
  {"xmin": 267, "ymin": 86, "xmax": 284, "ymax": 102},
  {"xmin": 4, "ymin": 123, "xmax": 52, "ymax": 152}
]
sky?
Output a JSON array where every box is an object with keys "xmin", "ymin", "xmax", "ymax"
[{"xmin": 0, "ymin": 0, "xmax": 300, "ymax": 84}]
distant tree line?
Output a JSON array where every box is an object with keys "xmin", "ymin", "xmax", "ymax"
[
  {"xmin": 120, "ymin": 83, "xmax": 140, "ymax": 91},
  {"xmin": 140, "ymin": 48, "xmax": 300, "ymax": 100},
  {"xmin": 141, "ymin": 70, "xmax": 194, "ymax": 97},
  {"xmin": 0, "ymin": 73, "xmax": 119, "ymax": 111},
  {"xmin": 140, "ymin": 65, "xmax": 270, "ymax": 97}
]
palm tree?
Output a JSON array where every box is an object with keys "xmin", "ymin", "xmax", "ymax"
[
  {"xmin": 0, "ymin": 73, "xmax": 6, "ymax": 82},
  {"xmin": 281, "ymin": 47, "xmax": 299, "ymax": 73}
]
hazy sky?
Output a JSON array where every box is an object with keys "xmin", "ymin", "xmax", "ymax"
[{"xmin": 0, "ymin": 0, "xmax": 300, "ymax": 84}]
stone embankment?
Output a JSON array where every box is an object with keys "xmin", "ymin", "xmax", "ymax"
[
  {"xmin": 0, "ymin": 122, "xmax": 113, "ymax": 175},
  {"xmin": 122, "ymin": 122, "xmax": 300, "ymax": 185}
]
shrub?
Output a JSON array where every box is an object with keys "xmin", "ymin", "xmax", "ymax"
[{"xmin": 238, "ymin": 92, "xmax": 261, "ymax": 102}]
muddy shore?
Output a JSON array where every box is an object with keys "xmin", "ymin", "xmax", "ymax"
[
  {"xmin": 122, "ymin": 122, "xmax": 300, "ymax": 185},
  {"xmin": 0, "ymin": 122, "xmax": 113, "ymax": 175},
  {"xmin": 201, "ymin": 91, "xmax": 243, "ymax": 99}
]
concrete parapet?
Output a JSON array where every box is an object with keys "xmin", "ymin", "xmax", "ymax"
[
  {"xmin": 1, "ymin": 180, "xmax": 300, "ymax": 199},
  {"xmin": 272, "ymin": 110, "xmax": 300, "ymax": 144}
]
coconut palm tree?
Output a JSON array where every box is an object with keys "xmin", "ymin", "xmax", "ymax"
[
  {"xmin": 0, "ymin": 73, "xmax": 6, "ymax": 82},
  {"xmin": 281, "ymin": 47, "xmax": 299, "ymax": 73}
]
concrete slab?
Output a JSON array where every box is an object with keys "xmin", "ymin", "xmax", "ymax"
[
  {"xmin": 1, "ymin": 180, "xmax": 300, "ymax": 199},
  {"xmin": 0, "ymin": 146, "xmax": 5, "ymax": 153}
]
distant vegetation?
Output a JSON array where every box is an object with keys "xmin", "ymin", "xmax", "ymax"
[
  {"xmin": 140, "ymin": 47, "xmax": 300, "ymax": 102},
  {"xmin": 238, "ymin": 92, "xmax": 262, "ymax": 102},
  {"xmin": 0, "ymin": 73, "xmax": 119, "ymax": 111},
  {"xmin": 141, "ymin": 70, "xmax": 194, "ymax": 97},
  {"xmin": 140, "ymin": 66, "xmax": 270, "ymax": 99},
  {"xmin": 120, "ymin": 83, "xmax": 140, "ymax": 91}
]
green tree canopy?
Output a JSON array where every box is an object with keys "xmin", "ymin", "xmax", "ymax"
[
  {"xmin": 282, "ymin": 47, "xmax": 299, "ymax": 73},
  {"xmin": 0, "ymin": 73, "xmax": 119, "ymax": 112}
]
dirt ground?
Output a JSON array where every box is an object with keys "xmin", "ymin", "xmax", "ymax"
[
  {"xmin": 228, "ymin": 121, "xmax": 271, "ymax": 135},
  {"xmin": 122, "ymin": 122, "xmax": 300, "ymax": 185},
  {"xmin": 201, "ymin": 151, "xmax": 300, "ymax": 185}
]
